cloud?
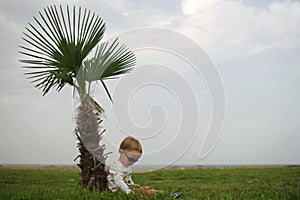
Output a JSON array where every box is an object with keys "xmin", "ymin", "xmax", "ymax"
[
  {"xmin": 177, "ymin": 0, "xmax": 300, "ymax": 62},
  {"xmin": 1, "ymin": 0, "xmax": 299, "ymax": 165}
]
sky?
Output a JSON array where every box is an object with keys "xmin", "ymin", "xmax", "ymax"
[{"xmin": 0, "ymin": 0, "xmax": 299, "ymax": 167}]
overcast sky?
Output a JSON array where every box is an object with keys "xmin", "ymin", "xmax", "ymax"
[{"xmin": 0, "ymin": 0, "xmax": 299, "ymax": 167}]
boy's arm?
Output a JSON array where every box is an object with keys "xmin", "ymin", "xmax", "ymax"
[
  {"xmin": 125, "ymin": 174, "xmax": 136, "ymax": 186},
  {"xmin": 113, "ymin": 172, "xmax": 132, "ymax": 194}
]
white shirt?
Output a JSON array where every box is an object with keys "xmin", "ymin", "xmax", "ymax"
[{"xmin": 107, "ymin": 160, "xmax": 135, "ymax": 194}]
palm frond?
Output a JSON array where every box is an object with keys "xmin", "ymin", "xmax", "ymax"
[
  {"xmin": 100, "ymin": 80, "xmax": 113, "ymax": 102},
  {"xmin": 82, "ymin": 38, "xmax": 136, "ymax": 81},
  {"xmin": 19, "ymin": 5, "xmax": 106, "ymax": 95},
  {"xmin": 78, "ymin": 38, "xmax": 136, "ymax": 101}
]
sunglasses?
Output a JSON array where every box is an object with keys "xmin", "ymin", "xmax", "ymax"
[{"xmin": 124, "ymin": 151, "xmax": 139, "ymax": 163}]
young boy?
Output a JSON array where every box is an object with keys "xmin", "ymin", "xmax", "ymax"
[{"xmin": 107, "ymin": 136, "xmax": 181, "ymax": 197}]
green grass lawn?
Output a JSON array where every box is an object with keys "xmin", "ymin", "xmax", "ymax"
[{"xmin": 0, "ymin": 166, "xmax": 299, "ymax": 199}]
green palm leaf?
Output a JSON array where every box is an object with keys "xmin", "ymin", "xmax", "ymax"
[
  {"xmin": 19, "ymin": 5, "xmax": 106, "ymax": 95},
  {"xmin": 79, "ymin": 38, "xmax": 136, "ymax": 101}
]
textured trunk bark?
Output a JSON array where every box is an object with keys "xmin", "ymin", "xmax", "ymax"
[{"xmin": 75, "ymin": 96, "xmax": 108, "ymax": 191}]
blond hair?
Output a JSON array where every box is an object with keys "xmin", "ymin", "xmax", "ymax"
[{"xmin": 119, "ymin": 136, "xmax": 142, "ymax": 153}]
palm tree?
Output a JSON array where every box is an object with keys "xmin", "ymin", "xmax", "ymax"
[{"xmin": 19, "ymin": 5, "xmax": 136, "ymax": 191}]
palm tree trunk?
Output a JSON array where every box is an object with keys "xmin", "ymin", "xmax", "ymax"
[{"xmin": 74, "ymin": 96, "xmax": 108, "ymax": 191}]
